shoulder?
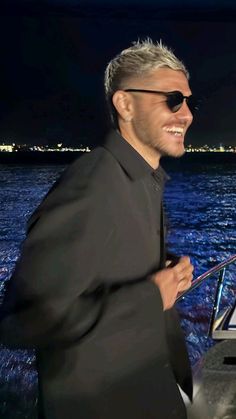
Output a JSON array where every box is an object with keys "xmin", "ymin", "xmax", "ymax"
[
  {"xmin": 64, "ymin": 146, "xmax": 122, "ymax": 185},
  {"xmin": 56, "ymin": 145, "xmax": 126, "ymax": 197},
  {"xmin": 27, "ymin": 146, "xmax": 121, "ymax": 230}
]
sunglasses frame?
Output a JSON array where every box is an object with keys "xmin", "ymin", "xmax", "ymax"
[{"xmin": 124, "ymin": 89, "xmax": 198, "ymax": 114}]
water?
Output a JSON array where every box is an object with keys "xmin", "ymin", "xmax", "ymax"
[
  {"xmin": 163, "ymin": 159, "xmax": 236, "ymax": 370},
  {"xmin": 0, "ymin": 157, "xmax": 235, "ymax": 418}
]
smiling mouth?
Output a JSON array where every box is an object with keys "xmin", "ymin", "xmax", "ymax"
[{"xmin": 163, "ymin": 126, "xmax": 184, "ymax": 137}]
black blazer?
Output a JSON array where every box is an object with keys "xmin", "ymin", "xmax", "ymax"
[{"xmin": 0, "ymin": 130, "xmax": 192, "ymax": 419}]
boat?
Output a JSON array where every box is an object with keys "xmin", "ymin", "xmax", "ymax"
[{"xmin": 177, "ymin": 255, "xmax": 236, "ymax": 418}]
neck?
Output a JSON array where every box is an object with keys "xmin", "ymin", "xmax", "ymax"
[{"xmin": 118, "ymin": 126, "xmax": 161, "ymax": 170}]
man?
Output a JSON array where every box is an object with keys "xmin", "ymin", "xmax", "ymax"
[{"xmin": 0, "ymin": 39, "xmax": 195, "ymax": 418}]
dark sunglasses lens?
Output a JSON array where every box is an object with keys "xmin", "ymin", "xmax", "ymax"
[
  {"xmin": 186, "ymin": 96, "xmax": 199, "ymax": 114},
  {"xmin": 167, "ymin": 92, "xmax": 184, "ymax": 113},
  {"xmin": 167, "ymin": 93, "xmax": 199, "ymax": 114}
]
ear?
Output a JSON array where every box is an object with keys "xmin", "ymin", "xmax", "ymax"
[{"xmin": 112, "ymin": 90, "xmax": 133, "ymax": 122}]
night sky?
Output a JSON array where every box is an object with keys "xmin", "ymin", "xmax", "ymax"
[{"xmin": 0, "ymin": 0, "xmax": 236, "ymax": 147}]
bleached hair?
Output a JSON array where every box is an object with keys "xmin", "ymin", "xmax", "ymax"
[{"xmin": 104, "ymin": 39, "xmax": 189, "ymax": 126}]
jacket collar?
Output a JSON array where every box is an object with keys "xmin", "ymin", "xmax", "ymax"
[{"xmin": 103, "ymin": 130, "xmax": 168, "ymax": 182}]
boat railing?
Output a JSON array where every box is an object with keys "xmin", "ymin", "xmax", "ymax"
[{"xmin": 176, "ymin": 254, "xmax": 236, "ymax": 339}]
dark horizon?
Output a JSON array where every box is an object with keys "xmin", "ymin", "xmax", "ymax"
[{"xmin": 0, "ymin": 1, "xmax": 236, "ymax": 147}]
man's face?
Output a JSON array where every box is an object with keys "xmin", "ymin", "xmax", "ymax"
[{"xmin": 123, "ymin": 67, "xmax": 193, "ymax": 158}]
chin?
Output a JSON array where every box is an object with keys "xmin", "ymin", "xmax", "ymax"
[
  {"xmin": 172, "ymin": 148, "xmax": 185, "ymax": 158},
  {"xmin": 161, "ymin": 147, "xmax": 185, "ymax": 158}
]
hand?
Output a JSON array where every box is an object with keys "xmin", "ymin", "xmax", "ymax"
[{"xmin": 150, "ymin": 256, "xmax": 194, "ymax": 311}]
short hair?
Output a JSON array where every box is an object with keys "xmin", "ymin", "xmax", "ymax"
[{"xmin": 104, "ymin": 38, "xmax": 189, "ymax": 127}]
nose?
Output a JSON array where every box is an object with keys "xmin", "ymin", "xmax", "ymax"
[{"xmin": 177, "ymin": 100, "xmax": 193, "ymax": 123}]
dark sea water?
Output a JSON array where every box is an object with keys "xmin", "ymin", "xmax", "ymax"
[{"xmin": 0, "ymin": 155, "xmax": 235, "ymax": 418}]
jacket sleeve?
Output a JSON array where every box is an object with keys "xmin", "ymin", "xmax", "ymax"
[{"xmin": 0, "ymin": 173, "xmax": 113, "ymax": 349}]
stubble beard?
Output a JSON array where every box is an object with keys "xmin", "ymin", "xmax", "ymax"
[
  {"xmin": 159, "ymin": 145, "xmax": 186, "ymax": 158},
  {"xmin": 133, "ymin": 123, "xmax": 186, "ymax": 160},
  {"xmin": 151, "ymin": 136, "xmax": 186, "ymax": 159}
]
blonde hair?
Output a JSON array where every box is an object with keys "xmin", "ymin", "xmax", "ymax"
[{"xmin": 104, "ymin": 38, "xmax": 189, "ymax": 126}]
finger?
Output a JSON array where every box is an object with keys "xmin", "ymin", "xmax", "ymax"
[
  {"xmin": 176, "ymin": 275, "xmax": 193, "ymax": 289},
  {"xmin": 174, "ymin": 259, "xmax": 193, "ymax": 276},
  {"xmin": 179, "ymin": 256, "xmax": 191, "ymax": 264},
  {"xmin": 173, "ymin": 266, "xmax": 193, "ymax": 283},
  {"xmin": 175, "ymin": 266, "xmax": 193, "ymax": 284},
  {"xmin": 181, "ymin": 265, "xmax": 194, "ymax": 278},
  {"xmin": 173, "ymin": 262, "xmax": 188, "ymax": 275},
  {"xmin": 177, "ymin": 276, "xmax": 192, "ymax": 292}
]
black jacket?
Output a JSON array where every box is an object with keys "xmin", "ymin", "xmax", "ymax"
[{"xmin": 0, "ymin": 130, "xmax": 192, "ymax": 419}]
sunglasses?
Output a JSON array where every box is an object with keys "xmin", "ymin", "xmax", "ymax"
[{"xmin": 124, "ymin": 89, "xmax": 199, "ymax": 114}]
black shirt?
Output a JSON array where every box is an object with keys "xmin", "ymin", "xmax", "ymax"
[
  {"xmin": 0, "ymin": 129, "xmax": 190, "ymax": 419},
  {"xmin": 104, "ymin": 129, "xmax": 169, "ymax": 271}
]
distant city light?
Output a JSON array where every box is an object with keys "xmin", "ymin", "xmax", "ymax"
[
  {"xmin": 185, "ymin": 144, "xmax": 236, "ymax": 153},
  {"xmin": 0, "ymin": 142, "xmax": 236, "ymax": 153},
  {"xmin": 0, "ymin": 145, "xmax": 14, "ymax": 152},
  {"xmin": 0, "ymin": 143, "xmax": 91, "ymax": 153}
]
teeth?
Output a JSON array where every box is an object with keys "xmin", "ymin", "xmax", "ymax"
[{"xmin": 164, "ymin": 126, "xmax": 184, "ymax": 134}]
